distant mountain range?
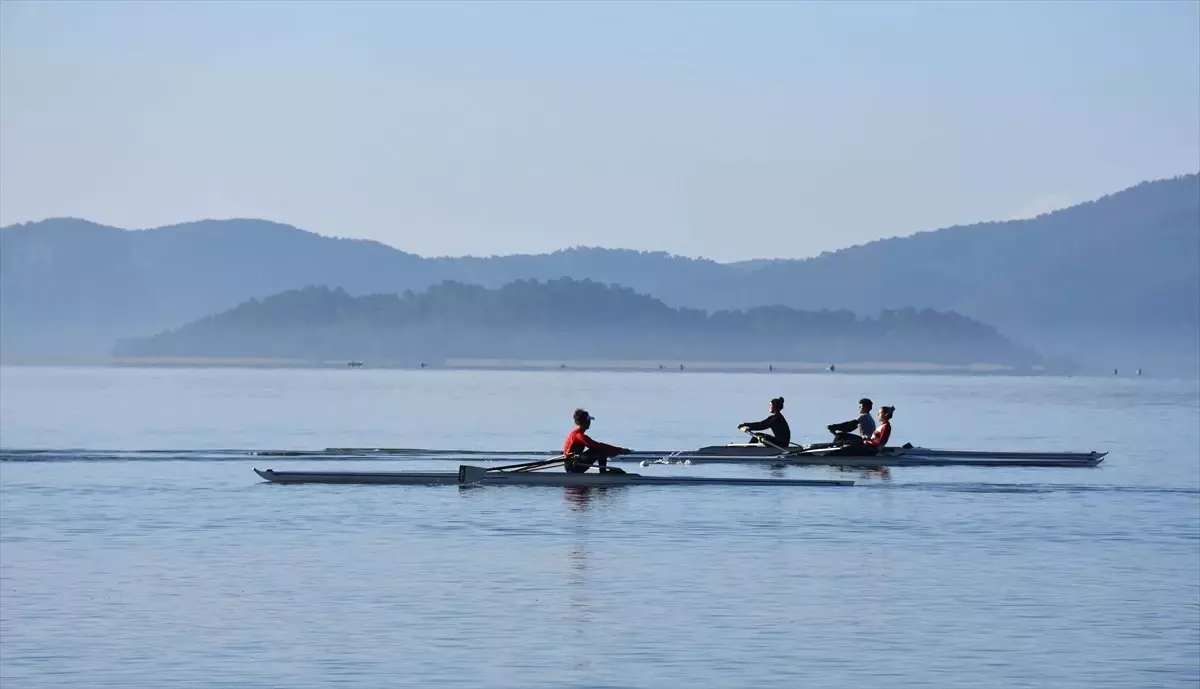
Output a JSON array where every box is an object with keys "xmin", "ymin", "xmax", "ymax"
[
  {"xmin": 2, "ymin": 174, "xmax": 1197, "ymax": 373},
  {"xmin": 115, "ymin": 281, "xmax": 1042, "ymax": 370}
]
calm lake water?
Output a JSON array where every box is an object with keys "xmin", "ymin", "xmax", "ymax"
[{"xmin": 1, "ymin": 366, "xmax": 1198, "ymax": 688}]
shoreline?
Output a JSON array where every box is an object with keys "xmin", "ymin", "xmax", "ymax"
[{"xmin": 0, "ymin": 355, "xmax": 1063, "ymax": 376}]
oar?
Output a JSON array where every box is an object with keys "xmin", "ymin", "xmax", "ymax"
[
  {"xmin": 512, "ymin": 458, "xmax": 566, "ymax": 472},
  {"xmin": 458, "ymin": 455, "xmax": 575, "ymax": 483},
  {"xmin": 469, "ymin": 450, "xmax": 635, "ymax": 478},
  {"xmin": 740, "ymin": 432, "xmax": 822, "ymax": 463},
  {"xmin": 741, "ymin": 428, "xmax": 797, "ymax": 456},
  {"xmin": 488, "ymin": 455, "xmax": 567, "ymax": 472},
  {"xmin": 458, "ymin": 456, "xmax": 572, "ymax": 483},
  {"xmin": 781, "ymin": 439, "xmax": 816, "ymax": 456}
]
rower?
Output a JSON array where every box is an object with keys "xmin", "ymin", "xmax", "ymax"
[
  {"xmin": 828, "ymin": 398, "xmax": 876, "ymax": 445},
  {"xmin": 563, "ymin": 408, "xmax": 631, "ymax": 474},
  {"xmin": 739, "ymin": 397, "xmax": 791, "ymax": 448},
  {"xmin": 865, "ymin": 406, "xmax": 894, "ymax": 448}
]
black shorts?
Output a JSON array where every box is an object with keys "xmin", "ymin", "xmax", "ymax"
[
  {"xmin": 564, "ymin": 448, "xmax": 612, "ymax": 473},
  {"xmin": 748, "ymin": 432, "xmax": 790, "ymax": 448}
]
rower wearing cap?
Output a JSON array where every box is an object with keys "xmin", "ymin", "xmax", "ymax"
[
  {"xmin": 739, "ymin": 397, "xmax": 791, "ymax": 449},
  {"xmin": 563, "ymin": 408, "xmax": 632, "ymax": 474}
]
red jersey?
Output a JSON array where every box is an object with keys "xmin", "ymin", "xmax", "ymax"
[
  {"xmin": 563, "ymin": 427, "xmax": 622, "ymax": 456},
  {"xmin": 867, "ymin": 422, "xmax": 891, "ymax": 447}
]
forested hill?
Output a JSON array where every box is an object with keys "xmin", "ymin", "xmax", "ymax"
[
  {"xmin": 115, "ymin": 279, "xmax": 1046, "ymax": 369},
  {"xmin": 4, "ymin": 174, "xmax": 1195, "ymax": 373}
]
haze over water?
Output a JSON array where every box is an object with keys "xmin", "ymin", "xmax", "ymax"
[{"xmin": 1, "ymin": 366, "xmax": 1197, "ymax": 688}]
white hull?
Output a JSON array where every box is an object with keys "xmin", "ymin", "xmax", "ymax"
[{"xmin": 254, "ymin": 467, "xmax": 854, "ymax": 487}]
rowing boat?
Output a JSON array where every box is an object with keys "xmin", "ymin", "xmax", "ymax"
[
  {"xmin": 317, "ymin": 444, "xmax": 1107, "ymax": 467},
  {"xmin": 253, "ymin": 467, "xmax": 855, "ymax": 487},
  {"xmin": 650, "ymin": 443, "xmax": 1108, "ymax": 467}
]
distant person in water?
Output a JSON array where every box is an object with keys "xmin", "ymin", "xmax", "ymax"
[
  {"xmin": 865, "ymin": 406, "xmax": 894, "ymax": 448},
  {"xmin": 563, "ymin": 408, "xmax": 631, "ymax": 474},
  {"xmin": 739, "ymin": 397, "xmax": 791, "ymax": 448},
  {"xmin": 829, "ymin": 398, "xmax": 876, "ymax": 445}
]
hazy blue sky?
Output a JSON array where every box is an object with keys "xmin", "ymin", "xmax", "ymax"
[{"xmin": 1, "ymin": 0, "xmax": 1197, "ymax": 261}]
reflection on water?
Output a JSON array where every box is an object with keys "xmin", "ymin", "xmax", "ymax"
[
  {"xmin": 565, "ymin": 494, "xmax": 599, "ymax": 677},
  {"xmin": 0, "ymin": 367, "xmax": 1197, "ymax": 689},
  {"xmin": 563, "ymin": 485, "xmax": 597, "ymax": 510},
  {"xmin": 561, "ymin": 485, "xmax": 628, "ymax": 511}
]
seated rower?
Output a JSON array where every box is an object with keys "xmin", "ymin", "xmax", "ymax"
[
  {"xmin": 829, "ymin": 398, "xmax": 876, "ymax": 445},
  {"xmin": 738, "ymin": 397, "xmax": 791, "ymax": 449},
  {"xmin": 563, "ymin": 408, "xmax": 631, "ymax": 474},
  {"xmin": 865, "ymin": 405, "xmax": 894, "ymax": 448},
  {"xmin": 825, "ymin": 405, "xmax": 894, "ymax": 457}
]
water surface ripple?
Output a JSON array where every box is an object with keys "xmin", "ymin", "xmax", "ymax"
[{"xmin": 2, "ymin": 367, "xmax": 1197, "ymax": 688}]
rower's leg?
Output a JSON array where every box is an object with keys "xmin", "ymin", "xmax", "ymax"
[
  {"xmin": 595, "ymin": 451, "xmax": 627, "ymax": 474},
  {"xmin": 751, "ymin": 433, "xmax": 787, "ymax": 452},
  {"xmin": 588, "ymin": 448, "xmax": 610, "ymax": 473},
  {"xmin": 580, "ymin": 448, "xmax": 625, "ymax": 474},
  {"xmin": 565, "ymin": 453, "xmax": 595, "ymax": 473},
  {"xmin": 833, "ymin": 432, "xmax": 861, "ymax": 447}
]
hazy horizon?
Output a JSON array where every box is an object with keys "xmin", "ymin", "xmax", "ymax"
[
  {"xmin": 2, "ymin": 0, "xmax": 1197, "ymax": 262},
  {"xmin": 6, "ymin": 172, "xmax": 1198, "ymax": 263}
]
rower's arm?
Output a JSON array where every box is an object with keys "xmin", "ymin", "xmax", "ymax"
[
  {"xmin": 741, "ymin": 417, "xmax": 772, "ymax": 431},
  {"xmin": 579, "ymin": 432, "xmax": 624, "ymax": 455}
]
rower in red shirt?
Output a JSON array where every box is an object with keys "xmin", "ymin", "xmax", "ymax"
[
  {"xmin": 865, "ymin": 406, "xmax": 894, "ymax": 448},
  {"xmin": 563, "ymin": 408, "xmax": 632, "ymax": 474}
]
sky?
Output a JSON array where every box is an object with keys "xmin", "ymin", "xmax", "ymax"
[{"xmin": 1, "ymin": 0, "xmax": 1197, "ymax": 261}]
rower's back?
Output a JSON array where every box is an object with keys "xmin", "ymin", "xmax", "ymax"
[
  {"xmin": 773, "ymin": 412, "xmax": 792, "ymax": 446},
  {"xmin": 857, "ymin": 412, "xmax": 876, "ymax": 437},
  {"xmin": 740, "ymin": 396, "xmax": 791, "ymax": 447}
]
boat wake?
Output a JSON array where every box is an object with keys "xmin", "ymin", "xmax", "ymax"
[
  {"xmin": 0, "ymin": 448, "xmax": 477, "ymax": 463},
  {"xmin": 2, "ymin": 448, "xmax": 1194, "ymax": 497},
  {"xmin": 862, "ymin": 482, "xmax": 1198, "ymax": 496}
]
